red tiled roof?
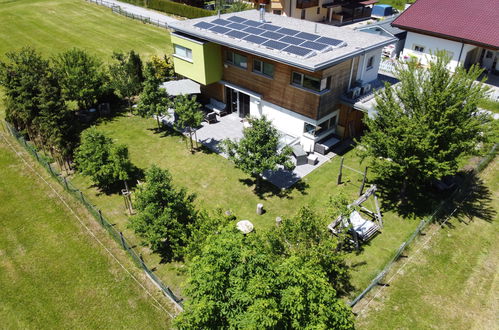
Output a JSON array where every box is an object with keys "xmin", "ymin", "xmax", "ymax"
[{"xmin": 392, "ymin": 0, "xmax": 499, "ymax": 49}]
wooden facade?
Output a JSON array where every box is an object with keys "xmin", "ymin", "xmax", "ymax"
[
  {"xmin": 337, "ymin": 103, "xmax": 365, "ymax": 138},
  {"xmin": 201, "ymin": 45, "xmax": 359, "ymax": 122}
]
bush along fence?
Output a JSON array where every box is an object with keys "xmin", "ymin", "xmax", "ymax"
[
  {"xmin": 2, "ymin": 121, "xmax": 183, "ymax": 312},
  {"xmin": 349, "ymin": 142, "xmax": 498, "ymax": 308}
]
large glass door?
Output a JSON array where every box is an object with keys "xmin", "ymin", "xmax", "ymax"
[
  {"xmin": 238, "ymin": 93, "xmax": 250, "ymax": 118},
  {"xmin": 225, "ymin": 87, "xmax": 250, "ymax": 118}
]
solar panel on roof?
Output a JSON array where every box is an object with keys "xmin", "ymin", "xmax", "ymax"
[
  {"xmin": 284, "ymin": 45, "xmax": 314, "ymax": 57},
  {"xmin": 243, "ymin": 34, "xmax": 268, "ymax": 45},
  {"xmin": 225, "ymin": 30, "xmax": 250, "ymax": 39},
  {"xmin": 243, "ymin": 20, "xmax": 263, "ymax": 27},
  {"xmin": 243, "ymin": 26, "xmax": 266, "ymax": 35},
  {"xmin": 261, "ymin": 31, "xmax": 285, "ymax": 40},
  {"xmin": 295, "ymin": 32, "xmax": 319, "ymax": 41},
  {"xmin": 227, "ymin": 16, "xmax": 246, "ymax": 23},
  {"xmin": 301, "ymin": 41, "xmax": 330, "ymax": 51},
  {"xmin": 279, "ymin": 35, "xmax": 305, "ymax": 45},
  {"xmin": 227, "ymin": 22, "xmax": 247, "ymax": 30},
  {"xmin": 211, "ymin": 19, "xmax": 232, "ymax": 26},
  {"xmin": 209, "ymin": 25, "xmax": 231, "ymax": 34},
  {"xmin": 262, "ymin": 40, "xmax": 288, "ymax": 50},
  {"xmin": 194, "ymin": 21, "xmax": 215, "ymax": 29},
  {"xmin": 260, "ymin": 24, "xmax": 280, "ymax": 31},
  {"xmin": 315, "ymin": 36, "xmax": 344, "ymax": 47},
  {"xmin": 276, "ymin": 27, "xmax": 300, "ymax": 36}
]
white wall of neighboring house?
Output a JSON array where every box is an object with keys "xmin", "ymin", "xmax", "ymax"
[
  {"xmin": 400, "ymin": 31, "xmax": 476, "ymax": 71},
  {"xmin": 355, "ymin": 48, "xmax": 383, "ymax": 83}
]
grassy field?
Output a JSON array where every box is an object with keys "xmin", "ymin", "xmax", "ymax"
[
  {"xmin": 0, "ymin": 0, "xmax": 171, "ymax": 60},
  {"xmin": 0, "ymin": 138, "xmax": 172, "ymax": 328},
  {"xmin": 479, "ymin": 98, "xmax": 499, "ymax": 114},
  {"xmin": 356, "ymin": 158, "xmax": 498, "ymax": 329}
]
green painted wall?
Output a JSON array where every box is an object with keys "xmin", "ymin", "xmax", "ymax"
[{"xmin": 171, "ymin": 34, "xmax": 222, "ymax": 85}]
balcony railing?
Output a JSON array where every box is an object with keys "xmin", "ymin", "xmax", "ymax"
[{"xmin": 296, "ymin": 0, "xmax": 319, "ymax": 9}]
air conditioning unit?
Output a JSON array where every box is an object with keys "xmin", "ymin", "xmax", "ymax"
[
  {"xmin": 350, "ymin": 87, "xmax": 361, "ymax": 99},
  {"xmin": 361, "ymin": 83, "xmax": 372, "ymax": 95}
]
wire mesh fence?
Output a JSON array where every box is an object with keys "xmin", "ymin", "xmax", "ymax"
[
  {"xmin": 349, "ymin": 143, "xmax": 497, "ymax": 307},
  {"xmin": 86, "ymin": 0, "xmax": 170, "ymax": 28},
  {"xmin": 3, "ymin": 121, "xmax": 183, "ymax": 311}
]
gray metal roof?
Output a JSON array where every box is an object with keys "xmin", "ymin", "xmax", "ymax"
[
  {"xmin": 169, "ymin": 10, "xmax": 395, "ymax": 72},
  {"xmin": 161, "ymin": 79, "xmax": 200, "ymax": 96},
  {"xmin": 356, "ymin": 16, "xmax": 406, "ymax": 38}
]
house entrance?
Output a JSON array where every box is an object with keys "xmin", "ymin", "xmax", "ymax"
[{"xmin": 226, "ymin": 87, "xmax": 250, "ymax": 118}]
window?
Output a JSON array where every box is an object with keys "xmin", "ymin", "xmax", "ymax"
[
  {"xmin": 413, "ymin": 44, "xmax": 425, "ymax": 52},
  {"xmin": 253, "ymin": 59, "xmax": 274, "ymax": 77},
  {"xmin": 303, "ymin": 115, "xmax": 337, "ymax": 137},
  {"xmin": 301, "ymin": 9, "xmax": 306, "ymax": 19},
  {"xmin": 485, "ymin": 50, "xmax": 493, "ymax": 59},
  {"xmin": 366, "ymin": 56, "xmax": 374, "ymax": 70},
  {"xmin": 174, "ymin": 44, "xmax": 192, "ymax": 60},
  {"xmin": 226, "ymin": 50, "xmax": 247, "ymax": 69},
  {"xmin": 273, "ymin": 9, "xmax": 282, "ymax": 15},
  {"xmin": 292, "ymin": 72, "xmax": 330, "ymax": 92},
  {"xmin": 317, "ymin": 7, "xmax": 320, "ymax": 14}
]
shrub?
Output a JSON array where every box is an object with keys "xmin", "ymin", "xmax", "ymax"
[{"xmin": 147, "ymin": 0, "xmax": 214, "ymax": 18}]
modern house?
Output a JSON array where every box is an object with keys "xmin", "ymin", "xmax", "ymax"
[
  {"xmin": 393, "ymin": 0, "xmax": 499, "ymax": 74},
  {"xmin": 168, "ymin": 10, "xmax": 394, "ymax": 152},
  {"xmin": 251, "ymin": 0, "xmax": 378, "ymax": 25}
]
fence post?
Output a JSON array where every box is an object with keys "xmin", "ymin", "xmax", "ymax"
[
  {"xmin": 47, "ymin": 162, "xmax": 54, "ymax": 176},
  {"xmin": 98, "ymin": 209, "xmax": 104, "ymax": 226},
  {"xmin": 337, "ymin": 157, "xmax": 344, "ymax": 185},
  {"xmin": 359, "ymin": 166, "xmax": 368, "ymax": 196},
  {"xmin": 63, "ymin": 177, "xmax": 69, "ymax": 190},
  {"xmin": 139, "ymin": 254, "xmax": 145, "ymax": 267},
  {"xmin": 120, "ymin": 231, "xmax": 126, "ymax": 249},
  {"xmin": 79, "ymin": 191, "xmax": 84, "ymax": 202}
]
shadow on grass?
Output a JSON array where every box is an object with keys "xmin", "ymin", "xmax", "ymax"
[{"xmin": 238, "ymin": 176, "xmax": 310, "ymax": 200}]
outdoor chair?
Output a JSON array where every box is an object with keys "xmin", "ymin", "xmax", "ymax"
[
  {"xmin": 292, "ymin": 144, "xmax": 308, "ymax": 166},
  {"xmin": 314, "ymin": 135, "xmax": 340, "ymax": 155},
  {"xmin": 204, "ymin": 111, "xmax": 217, "ymax": 124}
]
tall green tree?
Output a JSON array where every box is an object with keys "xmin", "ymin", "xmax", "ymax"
[
  {"xmin": 74, "ymin": 127, "xmax": 133, "ymax": 189},
  {"xmin": 221, "ymin": 116, "xmax": 294, "ymax": 191},
  {"xmin": 108, "ymin": 51, "xmax": 144, "ymax": 111},
  {"xmin": 149, "ymin": 54, "xmax": 175, "ymax": 81},
  {"xmin": 171, "ymin": 94, "xmax": 204, "ymax": 152},
  {"xmin": 360, "ymin": 52, "xmax": 493, "ymax": 200},
  {"xmin": 53, "ymin": 48, "xmax": 107, "ymax": 110},
  {"xmin": 0, "ymin": 47, "xmax": 49, "ymax": 139},
  {"xmin": 175, "ymin": 208, "xmax": 354, "ymax": 329},
  {"xmin": 129, "ymin": 165, "xmax": 197, "ymax": 261},
  {"xmin": 136, "ymin": 62, "xmax": 170, "ymax": 128}
]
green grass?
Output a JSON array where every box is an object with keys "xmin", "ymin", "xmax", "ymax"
[
  {"xmin": 478, "ymin": 98, "xmax": 499, "ymax": 114},
  {"xmin": 0, "ymin": 140, "xmax": 171, "ymax": 329},
  {"xmin": 71, "ymin": 115, "xmax": 420, "ymax": 298},
  {"xmin": 0, "ymin": 0, "xmax": 171, "ymax": 61},
  {"xmin": 356, "ymin": 159, "xmax": 498, "ymax": 329},
  {"xmin": 377, "ymin": 0, "xmax": 412, "ymax": 10}
]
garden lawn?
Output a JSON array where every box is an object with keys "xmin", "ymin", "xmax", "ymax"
[
  {"xmin": 0, "ymin": 140, "xmax": 171, "ymax": 328},
  {"xmin": 0, "ymin": 0, "xmax": 171, "ymax": 61},
  {"xmin": 71, "ymin": 115, "xmax": 419, "ymax": 299},
  {"xmin": 356, "ymin": 158, "xmax": 498, "ymax": 329}
]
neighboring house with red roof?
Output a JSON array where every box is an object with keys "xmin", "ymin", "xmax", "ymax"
[{"xmin": 392, "ymin": 0, "xmax": 499, "ymax": 74}]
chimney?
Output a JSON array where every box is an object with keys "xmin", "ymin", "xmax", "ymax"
[{"xmin": 259, "ymin": 5, "xmax": 265, "ymax": 23}]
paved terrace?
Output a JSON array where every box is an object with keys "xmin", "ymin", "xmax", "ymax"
[{"xmin": 160, "ymin": 112, "xmax": 335, "ymax": 189}]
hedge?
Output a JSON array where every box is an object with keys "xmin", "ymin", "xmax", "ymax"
[{"xmin": 147, "ymin": 0, "xmax": 215, "ymax": 18}]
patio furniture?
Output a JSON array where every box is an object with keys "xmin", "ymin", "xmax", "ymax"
[
  {"xmin": 307, "ymin": 154, "xmax": 319, "ymax": 165},
  {"xmin": 204, "ymin": 112, "xmax": 217, "ymax": 124},
  {"xmin": 206, "ymin": 98, "xmax": 228, "ymax": 116},
  {"xmin": 292, "ymin": 144, "xmax": 308, "ymax": 166},
  {"xmin": 314, "ymin": 135, "xmax": 340, "ymax": 155}
]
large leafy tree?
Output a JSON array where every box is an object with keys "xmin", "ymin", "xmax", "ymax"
[
  {"xmin": 221, "ymin": 116, "xmax": 294, "ymax": 191},
  {"xmin": 53, "ymin": 48, "xmax": 107, "ymax": 110},
  {"xmin": 175, "ymin": 207, "xmax": 354, "ymax": 329},
  {"xmin": 74, "ymin": 127, "xmax": 133, "ymax": 189},
  {"xmin": 136, "ymin": 62, "xmax": 170, "ymax": 128},
  {"xmin": 360, "ymin": 52, "xmax": 492, "ymax": 200},
  {"xmin": 0, "ymin": 47, "xmax": 49, "ymax": 139},
  {"xmin": 149, "ymin": 55, "xmax": 175, "ymax": 81},
  {"xmin": 171, "ymin": 94, "xmax": 204, "ymax": 152},
  {"xmin": 108, "ymin": 51, "xmax": 144, "ymax": 111},
  {"xmin": 129, "ymin": 165, "xmax": 197, "ymax": 261}
]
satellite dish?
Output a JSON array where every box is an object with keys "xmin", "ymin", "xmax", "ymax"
[{"xmin": 236, "ymin": 220, "xmax": 254, "ymax": 234}]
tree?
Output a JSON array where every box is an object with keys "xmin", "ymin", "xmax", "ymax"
[
  {"xmin": 360, "ymin": 52, "xmax": 492, "ymax": 200},
  {"xmin": 74, "ymin": 127, "xmax": 133, "ymax": 189},
  {"xmin": 0, "ymin": 47, "xmax": 49, "ymax": 139},
  {"xmin": 136, "ymin": 62, "xmax": 170, "ymax": 128},
  {"xmin": 108, "ymin": 51, "xmax": 144, "ymax": 111},
  {"xmin": 171, "ymin": 94, "xmax": 204, "ymax": 152},
  {"xmin": 175, "ymin": 209, "xmax": 354, "ymax": 329},
  {"xmin": 221, "ymin": 116, "xmax": 294, "ymax": 191},
  {"xmin": 129, "ymin": 165, "xmax": 197, "ymax": 261},
  {"xmin": 149, "ymin": 55, "xmax": 175, "ymax": 81},
  {"xmin": 53, "ymin": 48, "xmax": 107, "ymax": 110}
]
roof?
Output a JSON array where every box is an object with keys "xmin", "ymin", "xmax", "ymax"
[
  {"xmin": 161, "ymin": 79, "xmax": 200, "ymax": 96},
  {"xmin": 392, "ymin": 0, "xmax": 499, "ymax": 49},
  {"xmin": 169, "ymin": 10, "xmax": 395, "ymax": 72},
  {"xmin": 357, "ymin": 16, "xmax": 406, "ymax": 38}
]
